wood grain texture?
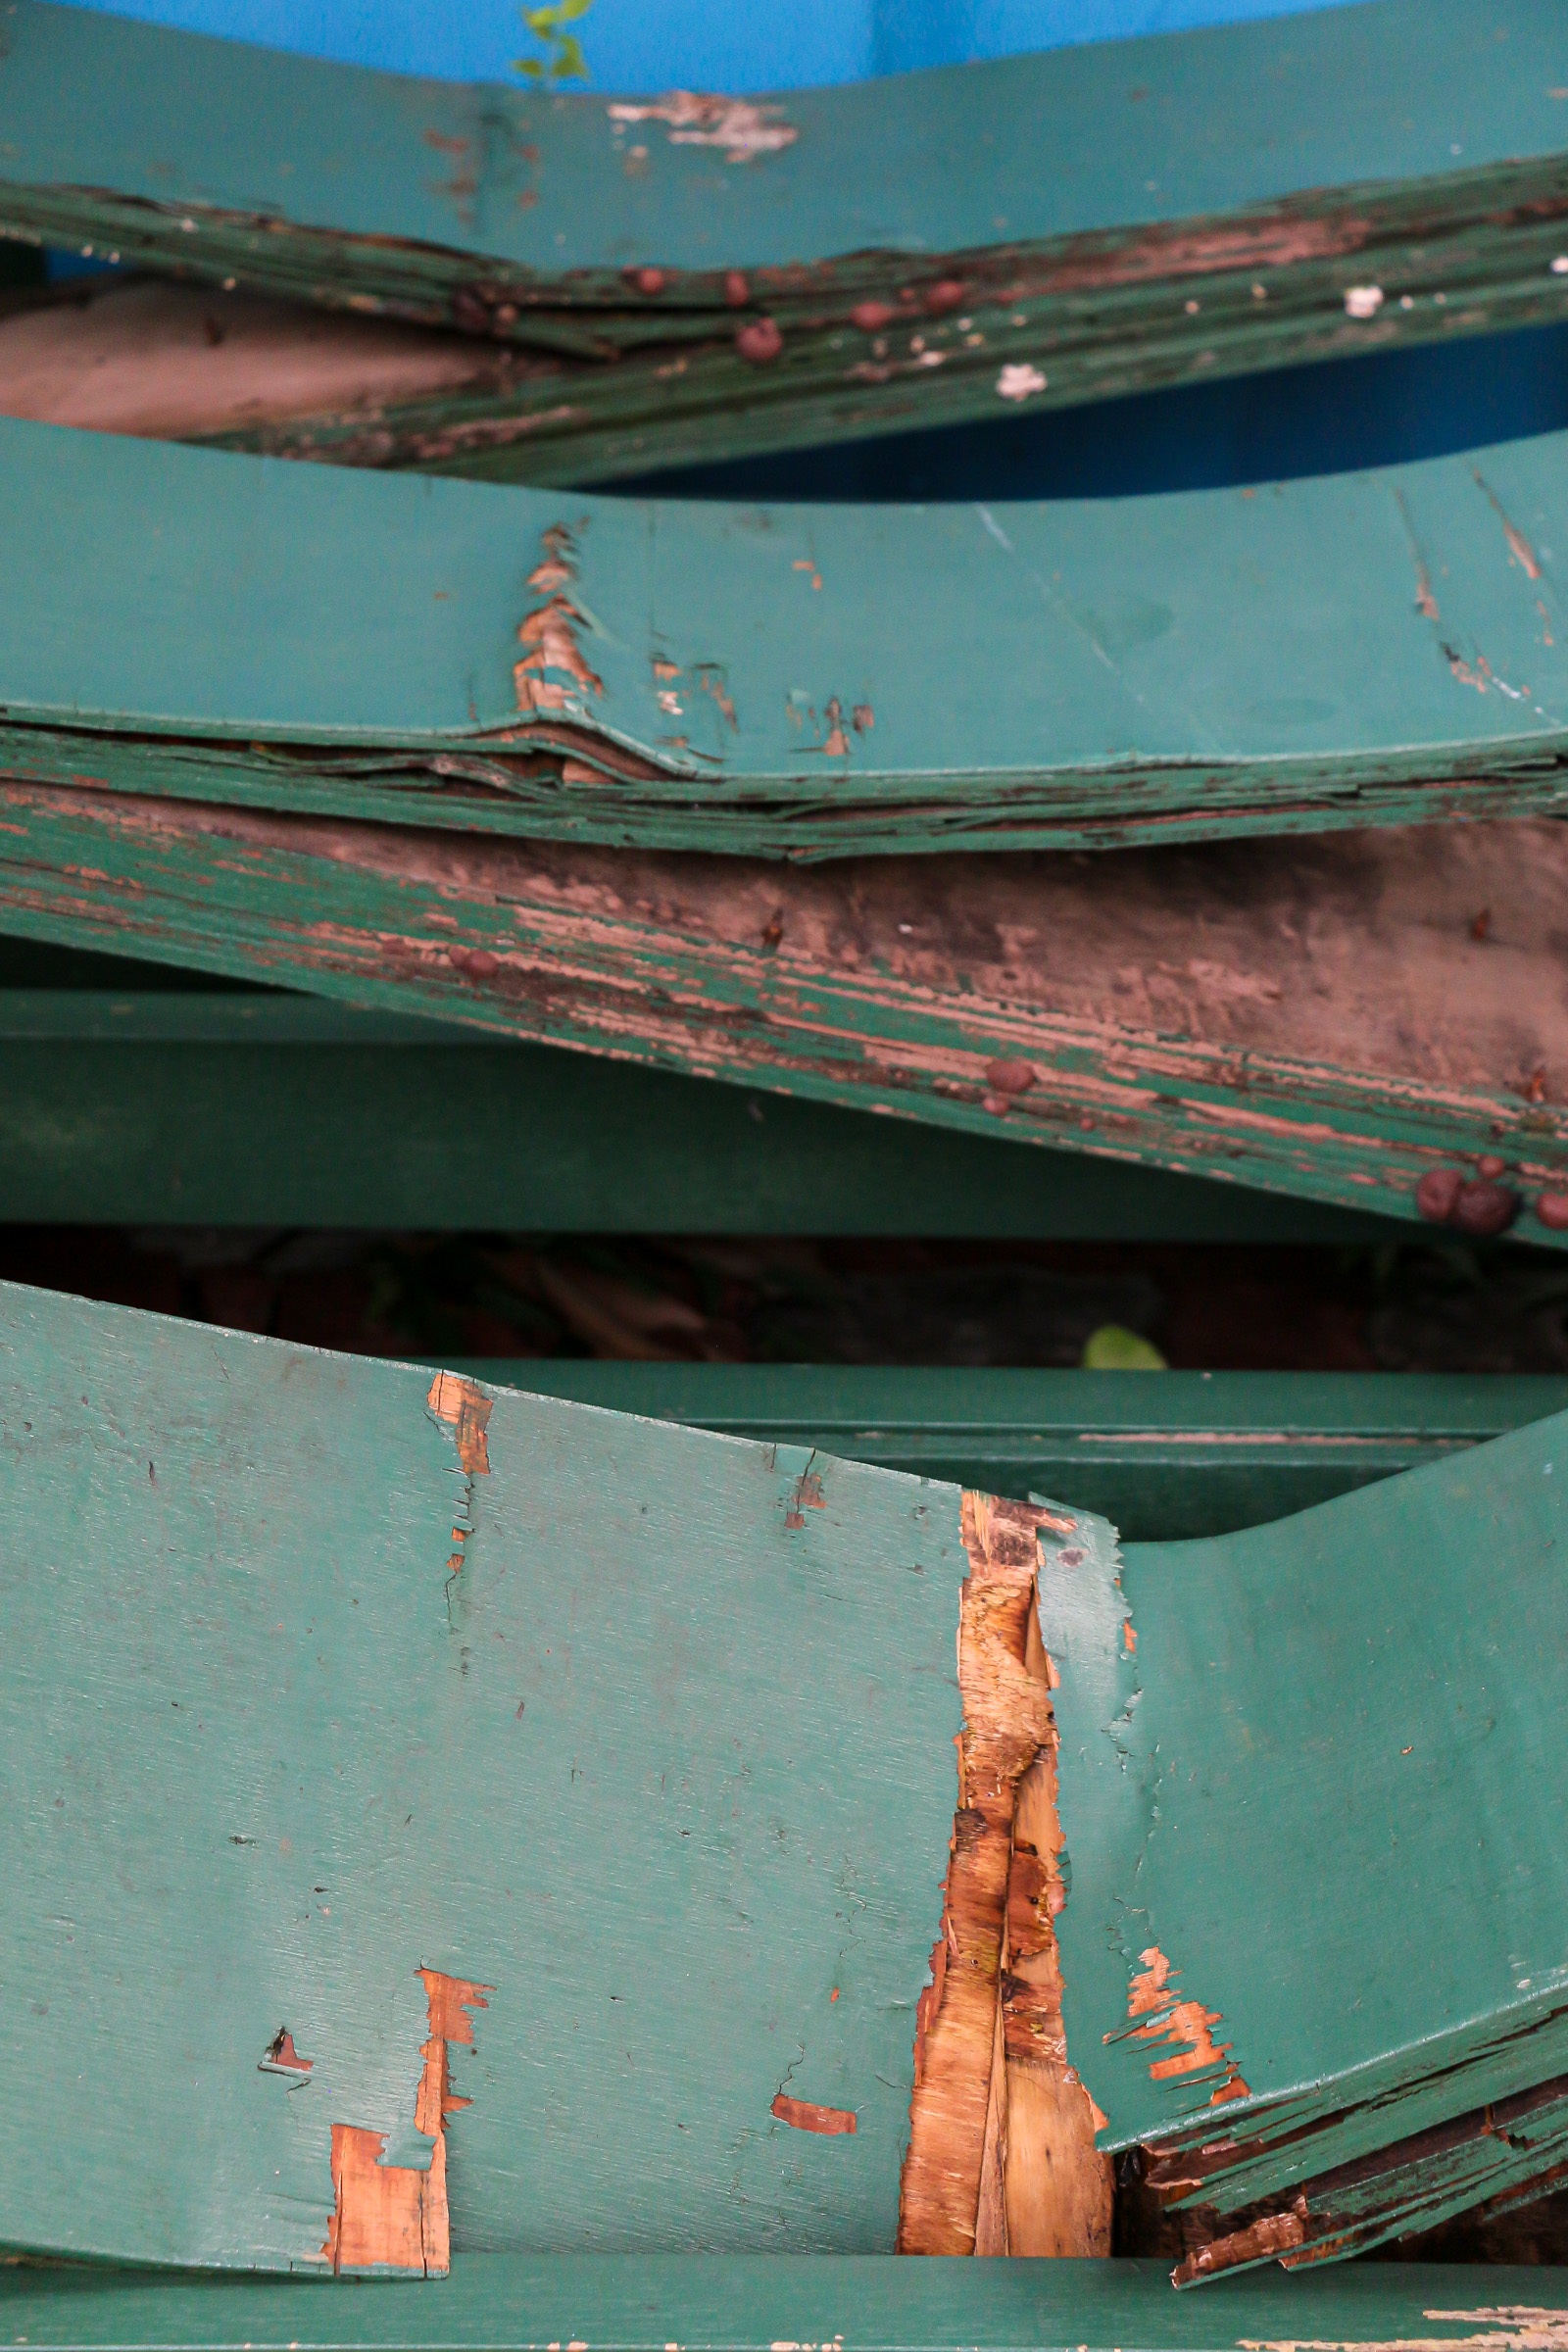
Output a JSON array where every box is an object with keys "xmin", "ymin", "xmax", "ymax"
[
  {"xmin": 0, "ymin": 1282, "xmax": 967, "ymax": 2269},
  {"xmin": 4, "ymin": 5, "xmax": 1568, "ymax": 476},
  {"xmin": 898, "ymin": 1495, "xmax": 1052, "ymax": 2256},
  {"xmin": 8, "ymin": 417, "xmax": 1568, "ymax": 858},
  {"xmin": 0, "ymin": 783, "xmax": 1563, "ymax": 1240}
]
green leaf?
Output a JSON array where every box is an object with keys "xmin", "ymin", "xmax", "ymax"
[
  {"xmin": 514, "ymin": 55, "xmax": 546, "ymax": 75},
  {"xmin": 553, "ymin": 34, "xmax": 588, "ymax": 79},
  {"xmin": 1081, "ymin": 1323, "xmax": 1168, "ymax": 1372}
]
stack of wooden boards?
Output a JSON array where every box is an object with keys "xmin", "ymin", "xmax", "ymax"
[
  {"xmin": 2, "ymin": 0, "xmax": 1568, "ymax": 482},
  {"xmin": 6, "ymin": 1281, "xmax": 1568, "ymax": 2281},
  {"xmin": 2, "ymin": 410, "xmax": 1568, "ymax": 1239}
]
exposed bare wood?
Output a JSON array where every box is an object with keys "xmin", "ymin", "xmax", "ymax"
[
  {"xmin": 898, "ymin": 1494, "xmax": 1053, "ymax": 2255},
  {"xmin": 320, "ymin": 1970, "xmax": 489, "ymax": 2277},
  {"xmin": 0, "ymin": 279, "xmax": 510, "ymax": 441}
]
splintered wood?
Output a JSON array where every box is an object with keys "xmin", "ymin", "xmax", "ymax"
[{"xmin": 897, "ymin": 1492, "xmax": 1111, "ymax": 2257}]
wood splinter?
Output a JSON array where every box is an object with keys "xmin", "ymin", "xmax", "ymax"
[{"xmin": 896, "ymin": 1491, "xmax": 1112, "ymax": 2259}]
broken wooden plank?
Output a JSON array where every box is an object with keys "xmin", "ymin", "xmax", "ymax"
[
  {"xmin": 0, "ymin": 781, "xmax": 1561, "ymax": 1241},
  {"xmin": 0, "ymin": 1283, "xmax": 990, "ymax": 2266},
  {"xmin": 5, "ymin": 1, "xmax": 1568, "ymax": 480},
  {"xmin": 7, "ymin": 416, "xmax": 1568, "ymax": 856},
  {"xmin": 11, "ymin": 1279, "xmax": 1568, "ymax": 2276},
  {"xmin": 1036, "ymin": 1410, "xmax": 1568, "ymax": 2277}
]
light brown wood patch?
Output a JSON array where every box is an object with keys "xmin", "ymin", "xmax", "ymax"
[
  {"xmin": 320, "ymin": 1969, "xmax": 491, "ymax": 2277},
  {"xmin": 426, "ymin": 1372, "xmax": 493, "ymax": 1475},
  {"xmin": 897, "ymin": 1493, "xmax": 1053, "ymax": 2255}
]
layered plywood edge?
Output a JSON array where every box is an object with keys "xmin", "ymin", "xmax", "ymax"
[
  {"xmin": 4, "ymin": 3, "xmax": 1568, "ymax": 479},
  {"xmin": 0, "ymin": 785, "xmax": 1562, "ymax": 1241},
  {"xmin": 10, "ymin": 416, "xmax": 1568, "ymax": 860}
]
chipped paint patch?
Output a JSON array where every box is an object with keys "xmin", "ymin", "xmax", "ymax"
[
  {"xmin": 514, "ymin": 525, "xmax": 604, "ymax": 718},
  {"xmin": 1237, "ymin": 2314, "xmax": 1568, "ymax": 2352},
  {"xmin": 607, "ymin": 92, "xmax": 797, "ymax": 163},
  {"xmin": 771, "ymin": 2091, "xmax": 857, "ymax": 2134},
  {"xmin": 998, "ymin": 363, "xmax": 1047, "ymax": 401}
]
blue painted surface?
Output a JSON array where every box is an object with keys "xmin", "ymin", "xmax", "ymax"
[{"xmin": 58, "ymin": 0, "xmax": 1354, "ymax": 93}]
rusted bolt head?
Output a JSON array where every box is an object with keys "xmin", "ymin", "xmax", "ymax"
[
  {"xmin": 1415, "ymin": 1167, "xmax": 1464, "ymax": 1223},
  {"xmin": 1451, "ymin": 1179, "xmax": 1519, "ymax": 1238},
  {"xmin": 924, "ymin": 277, "xmax": 967, "ymax": 315},
  {"xmin": 851, "ymin": 300, "xmax": 897, "ymax": 332},
  {"xmin": 724, "ymin": 270, "xmax": 750, "ymax": 307},
  {"xmin": 736, "ymin": 317, "xmax": 784, "ymax": 364},
  {"xmin": 984, "ymin": 1057, "xmax": 1037, "ymax": 1096},
  {"xmin": 1477, "ymin": 1153, "xmax": 1507, "ymax": 1178},
  {"xmin": 625, "ymin": 266, "xmax": 667, "ymax": 296},
  {"xmin": 1537, "ymin": 1191, "xmax": 1568, "ymax": 1231}
]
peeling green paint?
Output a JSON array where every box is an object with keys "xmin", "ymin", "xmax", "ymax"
[{"xmin": 4, "ymin": 2, "xmax": 1568, "ymax": 478}]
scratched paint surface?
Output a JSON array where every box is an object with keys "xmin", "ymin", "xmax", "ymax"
[
  {"xmin": 5, "ymin": 419, "xmax": 1568, "ymax": 858},
  {"xmin": 0, "ymin": 1282, "xmax": 962, "ymax": 2267},
  {"xmin": 1039, "ymin": 1408, "xmax": 1568, "ymax": 2202},
  {"xmin": 0, "ymin": 0, "xmax": 1565, "ymax": 274}
]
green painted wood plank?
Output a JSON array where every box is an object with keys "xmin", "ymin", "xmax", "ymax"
[
  {"xmin": 10, "ymin": 1278, "xmax": 1568, "ymax": 2274},
  {"xmin": 1038, "ymin": 1411, "xmax": 1568, "ymax": 2256},
  {"xmin": 0, "ymin": 786, "xmax": 1560, "ymax": 1243},
  {"xmin": 465, "ymin": 1366, "xmax": 1568, "ymax": 1538},
  {"xmin": 8, "ymin": 416, "xmax": 1568, "ymax": 856},
  {"xmin": 0, "ymin": 1281, "xmax": 963, "ymax": 2268},
  {"xmin": 6, "ymin": 3, "xmax": 1568, "ymax": 476},
  {"xmin": 1, "ymin": 2253, "xmax": 1565, "ymax": 2351}
]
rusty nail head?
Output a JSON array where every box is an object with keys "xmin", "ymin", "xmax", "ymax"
[
  {"xmin": 736, "ymin": 317, "xmax": 784, "ymax": 364},
  {"xmin": 1415, "ymin": 1166, "xmax": 1464, "ymax": 1223},
  {"xmin": 1537, "ymin": 1191, "xmax": 1568, "ymax": 1230}
]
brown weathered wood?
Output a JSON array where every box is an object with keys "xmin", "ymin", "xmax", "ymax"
[{"xmin": 0, "ymin": 784, "xmax": 1564, "ymax": 1236}]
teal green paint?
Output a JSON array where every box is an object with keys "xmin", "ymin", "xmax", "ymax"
[
  {"xmin": 0, "ymin": 1283, "xmax": 963, "ymax": 2268},
  {"xmin": 5, "ymin": 0, "xmax": 1566, "ymax": 277},
  {"xmin": 6, "ymin": 5, "xmax": 1568, "ymax": 476},
  {"xmin": 9, "ymin": 416, "xmax": 1568, "ymax": 854},
  {"xmin": 2, "ymin": 2253, "xmax": 1565, "ymax": 2348},
  {"xmin": 1036, "ymin": 1407, "xmax": 1568, "ymax": 2251}
]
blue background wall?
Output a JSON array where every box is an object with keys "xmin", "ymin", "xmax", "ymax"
[{"xmin": 60, "ymin": 0, "xmax": 1350, "ymax": 92}]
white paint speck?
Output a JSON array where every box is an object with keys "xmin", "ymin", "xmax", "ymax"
[
  {"xmin": 998, "ymin": 363, "xmax": 1047, "ymax": 402},
  {"xmin": 1552, "ymin": 257, "xmax": 1568, "ymax": 274},
  {"xmin": 1344, "ymin": 285, "xmax": 1385, "ymax": 319}
]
